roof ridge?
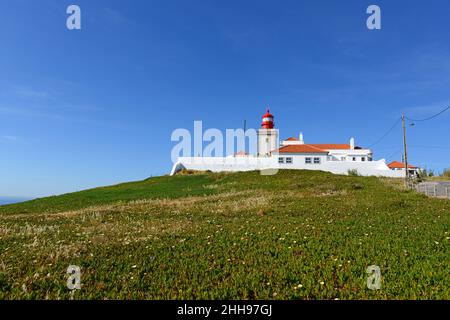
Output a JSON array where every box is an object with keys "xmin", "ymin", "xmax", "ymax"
[
  {"xmin": 276, "ymin": 144, "xmax": 328, "ymax": 154},
  {"xmin": 303, "ymin": 144, "xmax": 327, "ymax": 152}
]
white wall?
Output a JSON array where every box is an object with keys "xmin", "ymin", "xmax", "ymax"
[
  {"xmin": 277, "ymin": 153, "xmax": 327, "ymax": 170},
  {"xmin": 171, "ymin": 155, "xmax": 405, "ymax": 178},
  {"xmin": 327, "ymin": 149, "xmax": 373, "ymax": 161},
  {"xmin": 272, "ymin": 154, "xmax": 403, "ymax": 177},
  {"xmin": 171, "ymin": 156, "xmax": 278, "ymax": 175},
  {"xmin": 257, "ymin": 129, "xmax": 279, "ymax": 156}
]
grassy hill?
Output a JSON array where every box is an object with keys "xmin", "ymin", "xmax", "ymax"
[{"xmin": 0, "ymin": 170, "xmax": 448, "ymax": 299}]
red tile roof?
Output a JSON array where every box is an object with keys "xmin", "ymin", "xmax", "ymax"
[
  {"xmin": 281, "ymin": 140, "xmax": 360, "ymax": 150},
  {"xmin": 387, "ymin": 161, "xmax": 417, "ymax": 169},
  {"xmin": 309, "ymin": 144, "xmax": 352, "ymax": 150},
  {"xmin": 234, "ymin": 151, "xmax": 249, "ymax": 157},
  {"xmin": 276, "ymin": 144, "xmax": 328, "ymax": 154}
]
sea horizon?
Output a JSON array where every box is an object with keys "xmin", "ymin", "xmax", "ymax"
[{"xmin": 0, "ymin": 197, "xmax": 32, "ymax": 205}]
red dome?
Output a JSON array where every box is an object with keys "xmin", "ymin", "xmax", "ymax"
[
  {"xmin": 261, "ymin": 109, "xmax": 274, "ymax": 119},
  {"xmin": 261, "ymin": 108, "xmax": 274, "ymax": 129}
]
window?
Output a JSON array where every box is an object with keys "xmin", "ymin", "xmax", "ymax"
[
  {"xmin": 314, "ymin": 157, "xmax": 321, "ymax": 164},
  {"xmin": 278, "ymin": 157, "xmax": 284, "ymax": 164},
  {"xmin": 305, "ymin": 157, "xmax": 312, "ymax": 164},
  {"xmin": 368, "ymin": 157, "xmax": 373, "ymax": 162},
  {"xmin": 361, "ymin": 157, "xmax": 366, "ymax": 162},
  {"xmin": 352, "ymin": 157, "xmax": 356, "ymax": 161},
  {"xmin": 286, "ymin": 157, "xmax": 293, "ymax": 164}
]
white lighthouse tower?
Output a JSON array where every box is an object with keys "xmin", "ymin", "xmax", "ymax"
[{"xmin": 257, "ymin": 108, "xmax": 279, "ymax": 157}]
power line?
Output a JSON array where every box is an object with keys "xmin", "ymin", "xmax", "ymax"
[
  {"xmin": 405, "ymin": 106, "xmax": 450, "ymax": 122},
  {"xmin": 368, "ymin": 105, "xmax": 449, "ymax": 149},
  {"xmin": 385, "ymin": 148, "xmax": 403, "ymax": 161},
  {"xmin": 368, "ymin": 117, "xmax": 402, "ymax": 148}
]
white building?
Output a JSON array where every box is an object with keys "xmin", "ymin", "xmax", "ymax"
[
  {"xmin": 387, "ymin": 161, "xmax": 420, "ymax": 178},
  {"xmin": 170, "ymin": 109, "xmax": 405, "ymax": 178}
]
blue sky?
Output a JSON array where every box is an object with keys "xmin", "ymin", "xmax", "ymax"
[{"xmin": 1, "ymin": 0, "xmax": 449, "ymax": 198}]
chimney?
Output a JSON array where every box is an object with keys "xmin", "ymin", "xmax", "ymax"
[
  {"xmin": 350, "ymin": 137, "xmax": 355, "ymax": 150},
  {"xmin": 299, "ymin": 132, "xmax": 304, "ymax": 144}
]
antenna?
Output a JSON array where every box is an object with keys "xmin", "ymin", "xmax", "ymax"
[{"xmin": 243, "ymin": 119, "xmax": 247, "ymax": 154}]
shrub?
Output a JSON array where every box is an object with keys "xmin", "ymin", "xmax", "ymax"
[
  {"xmin": 417, "ymin": 169, "xmax": 426, "ymax": 181},
  {"xmin": 347, "ymin": 169, "xmax": 360, "ymax": 176},
  {"xmin": 0, "ymin": 273, "xmax": 11, "ymax": 292},
  {"xmin": 442, "ymin": 168, "xmax": 450, "ymax": 178},
  {"xmin": 351, "ymin": 183, "xmax": 364, "ymax": 190},
  {"xmin": 177, "ymin": 169, "xmax": 209, "ymax": 175}
]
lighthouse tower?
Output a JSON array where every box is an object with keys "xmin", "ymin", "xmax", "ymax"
[{"xmin": 257, "ymin": 109, "xmax": 279, "ymax": 157}]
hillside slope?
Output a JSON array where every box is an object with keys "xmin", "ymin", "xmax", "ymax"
[{"xmin": 0, "ymin": 170, "xmax": 448, "ymax": 299}]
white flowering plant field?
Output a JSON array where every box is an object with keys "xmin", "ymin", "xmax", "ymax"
[{"xmin": 0, "ymin": 170, "xmax": 448, "ymax": 299}]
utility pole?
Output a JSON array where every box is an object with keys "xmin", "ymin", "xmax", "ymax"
[{"xmin": 402, "ymin": 114, "xmax": 409, "ymax": 187}]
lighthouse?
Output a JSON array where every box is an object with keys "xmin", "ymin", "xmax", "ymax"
[{"xmin": 257, "ymin": 109, "xmax": 279, "ymax": 156}]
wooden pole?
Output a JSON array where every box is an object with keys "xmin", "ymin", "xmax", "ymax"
[{"xmin": 402, "ymin": 114, "xmax": 409, "ymax": 187}]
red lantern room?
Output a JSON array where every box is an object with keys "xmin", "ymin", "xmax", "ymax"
[{"xmin": 261, "ymin": 108, "xmax": 274, "ymax": 129}]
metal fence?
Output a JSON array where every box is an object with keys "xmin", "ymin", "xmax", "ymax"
[{"xmin": 415, "ymin": 182, "xmax": 450, "ymax": 199}]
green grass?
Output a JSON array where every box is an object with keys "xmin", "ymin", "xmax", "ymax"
[
  {"xmin": 0, "ymin": 174, "xmax": 216, "ymax": 215},
  {"xmin": 0, "ymin": 170, "xmax": 448, "ymax": 299}
]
